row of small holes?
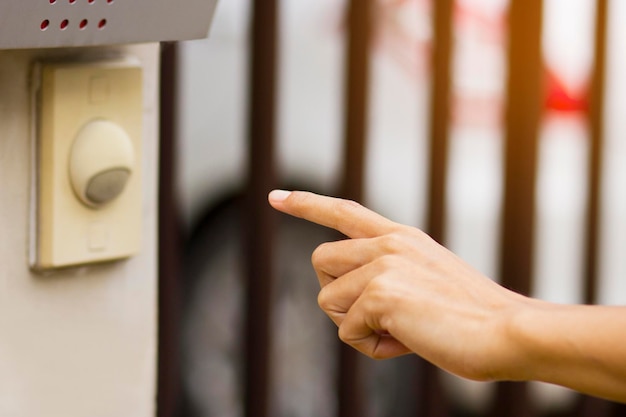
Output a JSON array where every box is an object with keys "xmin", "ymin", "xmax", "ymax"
[
  {"xmin": 49, "ymin": 0, "xmax": 114, "ymax": 3},
  {"xmin": 40, "ymin": 18, "xmax": 107, "ymax": 30},
  {"xmin": 43, "ymin": 0, "xmax": 112, "ymax": 30}
]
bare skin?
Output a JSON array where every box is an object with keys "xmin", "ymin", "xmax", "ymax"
[{"xmin": 268, "ymin": 190, "xmax": 626, "ymax": 403}]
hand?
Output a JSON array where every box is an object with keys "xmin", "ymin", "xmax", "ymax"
[{"xmin": 268, "ymin": 190, "xmax": 530, "ymax": 381}]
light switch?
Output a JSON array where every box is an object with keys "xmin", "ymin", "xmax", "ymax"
[{"xmin": 31, "ymin": 59, "xmax": 143, "ymax": 270}]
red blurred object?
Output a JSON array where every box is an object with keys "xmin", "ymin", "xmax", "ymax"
[{"xmin": 544, "ymin": 68, "xmax": 589, "ymax": 113}]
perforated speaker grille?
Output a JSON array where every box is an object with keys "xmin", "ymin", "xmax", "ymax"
[{"xmin": 0, "ymin": 0, "xmax": 218, "ymax": 49}]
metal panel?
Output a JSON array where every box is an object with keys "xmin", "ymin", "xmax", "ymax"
[{"xmin": 0, "ymin": 0, "xmax": 217, "ymax": 49}]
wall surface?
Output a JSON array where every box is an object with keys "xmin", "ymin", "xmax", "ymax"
[{"xmin": 0, "ymin": 43, "xmax": 159, "ymax": 417}]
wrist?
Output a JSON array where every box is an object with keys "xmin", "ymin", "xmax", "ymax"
[
  {"xmin": 503, "ymin": 298, "xmax": 583, "ymax": 384},
  {"xmin": 490, "ymin": 294, "xmax": 548, "ymax": 382}
]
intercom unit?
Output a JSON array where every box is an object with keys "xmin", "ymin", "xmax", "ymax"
[
  {"xmin": 8, "ymin": 1, "xmax": 220, "ymax": 269},
  {"xmin": 30, "ymin": 58, "xmax": 145, "ymax": 270}
]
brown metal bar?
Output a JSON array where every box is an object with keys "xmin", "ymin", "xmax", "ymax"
[
  {"xmin": 574, "ymin": 0, "xmax": 617, "ymax": 415},
  {"xmin": 243, "ymin": 0, "xmax": 279, "ymax": 416},
  {"xmin": 338, "ymin": 1, "xmax": 372, "ymax": 416},
  {"xmin": 498, "ymin": 0, "xmax": 543, "ymax": 298},
  {"xmin": 491, "ymin": 0, "xmax": 543, "ymax": 415},
  {"xmin": 426, "ymin": 0, "xmax": 453, "ymax": 244},
  {"xmin": 157, "ymin": 42, "xmax": 184, "ymax": 417},
  {"xmin": 340, "ymin": 0, "xmax": 371, "ymax": 202},
  {"xmin": 417, "ymin": 0, "xmax": 455, "ymax": 414},
  {"xmin": 582, "ymin": 0, "xmax": 608, "ymax": 308}
]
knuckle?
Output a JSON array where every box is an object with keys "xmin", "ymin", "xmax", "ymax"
[
  {"xmin": 359, "ymin": 277, "xmax": 388, "ymax": 311},
  {"xmin": 340, "ymin": 198, "xmax": 363, "ymax": 210},
  {"xmin": 337, "ymin": 325, "xmax": 351, "ymax": 344},
  {"xmin": 379, "ymin": 231, "xmax": 411, "ymax": 254},
  {"xmin": 368, "ymin": 273, "xmax": 389, "ymax": 292},
  {"xmin": 337, "ymin": 327, "xmax": 383, "ymax": 360},
  {"xmin": 364, "ymin": 272, "xmax": 399, "ymax": 310},
  {"xmin": 317, "ymin": 287, "xmax": 345, "ymax": 318},
  {"xmin": 316, "ymin": 287, "xmax": 332, "ymax": 311},
  {"xmin": 336, "ymin": 198, "xmax": 363, "ymax": 217},
  {"xmin": 311, "ymin": 242, "xmax": 330, "ymax": 267}
]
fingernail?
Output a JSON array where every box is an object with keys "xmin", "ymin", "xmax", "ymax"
[{"xmin": 268, "ymin": 189, "xmax": 291, "ymax": 202}]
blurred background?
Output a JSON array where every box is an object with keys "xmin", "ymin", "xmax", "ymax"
[{"xmin": 157, "ymin": 0, "xmax": 626, "ymax": 416}]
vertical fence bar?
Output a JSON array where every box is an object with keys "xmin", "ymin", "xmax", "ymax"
[
  {"xmin": 243, "ymin": 0, "xmax": 279, "ymax": 416},
  {"xmin": 340, "ymin": 0, "xmax": 371, "ymax": 201},
  {"xmin": 158, "ymin": 42, "xmax": 183, "ymax": 417},
  {"xmin": 338, "ymin": 0, "xmax": 372, "ymax": 416},
  {"xmin": 574, "ymin": 0, "xmax": 615, "ymax": 415},
  {"xmin": 491, "ymin": 0, "xmax": 543, "ymax": 416},
  {"xmin": 426, "ymin": 0, "xmax": 453, "ymax": 243},
  {"xmin": 418, "ymin": 0, "xmax": 455, "ymax": 415},
  {"xmin": 583, "ymin": 0, "xmax": 608, "ymax": 311},
  {"xmin": 498, "ymin": 0, "xmax": 542, "ymax": 304}
]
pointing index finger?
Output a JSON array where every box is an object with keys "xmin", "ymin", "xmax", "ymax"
[{"xmin": 268, "ymin": 190, "xmax": 399, "ymax": 239}]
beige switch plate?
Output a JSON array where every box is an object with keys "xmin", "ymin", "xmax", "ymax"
[{"xmin": 31, "ymin": 59, "xmax": 143, "ymax": 271}]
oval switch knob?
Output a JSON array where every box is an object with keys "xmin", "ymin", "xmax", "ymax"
[{"xmin": 69, "ymin": 119, "xmax": 135, "ymax": 208}]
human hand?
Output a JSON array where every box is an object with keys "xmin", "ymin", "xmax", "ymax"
[{"xmin": 268, "ymin": 190, "xmax": 532, "ymax": 382}]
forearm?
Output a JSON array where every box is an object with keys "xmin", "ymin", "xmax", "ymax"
[{"xmin": 508, "ymin": 301, "xmax": 626, "ymax": 402}]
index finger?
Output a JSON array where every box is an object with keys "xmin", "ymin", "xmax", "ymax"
[{"xmin": 268, "ymin": 190, "xmax": 399, "ymax": 239}]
